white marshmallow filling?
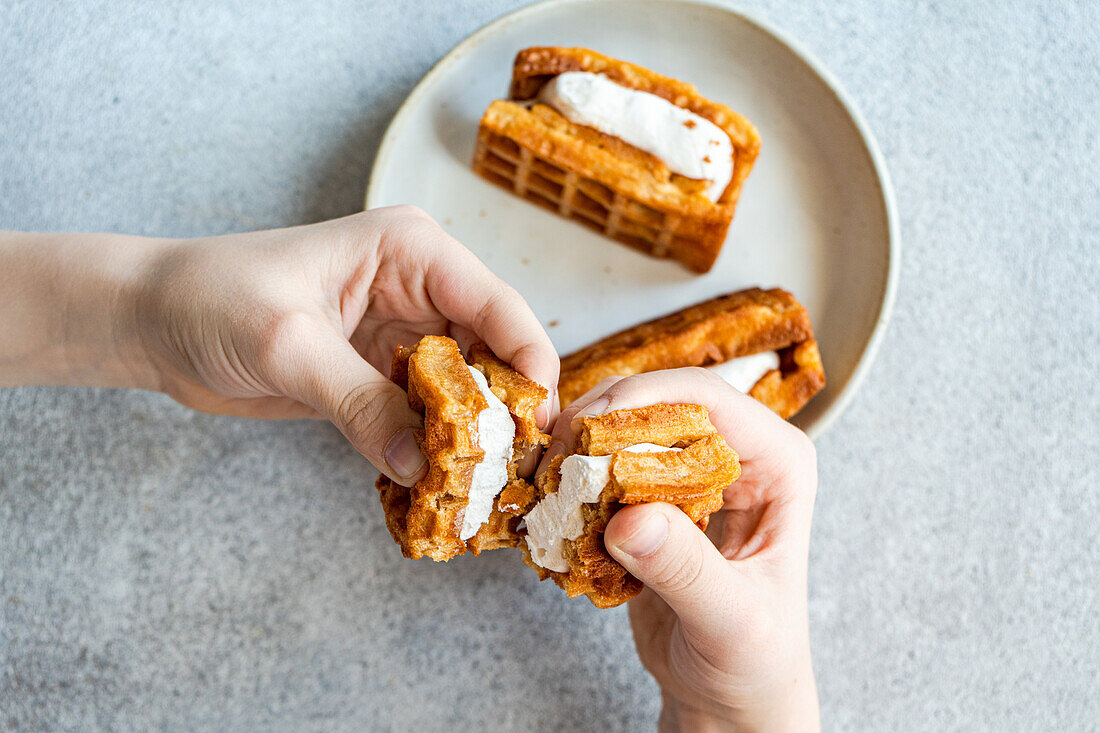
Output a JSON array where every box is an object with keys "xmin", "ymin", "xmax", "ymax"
[
  {"xmin": 707, "ymin": 351, "xmax": 781, "ymax": 393},
  {"xmin": 459, "ymin": 366, "xmax": 516, "ymax": 541},
  {"xmin": 524, "ymin": 443, "xmax": 680, "ymax": 572},
  {"xmin": 536, "ymin": 71, "xmax": 735, "ymax": 202}
]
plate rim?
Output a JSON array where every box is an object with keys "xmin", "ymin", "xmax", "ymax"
[{"xmin": 365, "ymin": 0, "xmax": 900, "ymax": 441}]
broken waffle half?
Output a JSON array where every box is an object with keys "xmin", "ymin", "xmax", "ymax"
[
  {"xmin": 375, "ymin": 335, "xmax": 548, "ymax": 561},
  {"xmin": 519, "ymin": 403, "xmax": 740, "ymax": 608},
  {"xmin": 559, "ymin": 287, "xmax": 825, "ymax": 419},
  {"xmin": 472, "ymin": 46, "xmax": 761, "ymax": 273}
]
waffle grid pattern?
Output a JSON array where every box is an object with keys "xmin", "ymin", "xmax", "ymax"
[{"xmin": 473, "ymin": 128, "xmax": 702, "ymax": 260}]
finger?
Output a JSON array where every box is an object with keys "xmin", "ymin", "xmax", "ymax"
[
  {"xmin": 605, "ymin": 502, "xmax": 748, "ymax": 652},
  {"xmin": 513, "ymin": 443, "xmax": 542, "ymax": 478},
  {"xmin": 573, "ymin": 368, "xmax": 817, "ymax": 563},
  {"xmin": 535, "ymin": 375, "xmax": 625, "ymax": 479},
  {"xmin": 270, "ymin": 317, "xmax": 428, "ymax": 486},
  {"xmin": 446, "ymin": 323, "xmax": 481, "ymax": 357},
  {"xmin": 385, "ymin": 211, "xmax": 560, "ymax": 426},
  {"xmin": 447, "ymin": 322, "xmax": 561, "ymax": 430},
  {"xmin": 567, "ymin": 367, "xmax": 815, "ymax": 488},
  {"xmin": 550, "ymin": 375, "xmax": 626, "ymax": 450}
]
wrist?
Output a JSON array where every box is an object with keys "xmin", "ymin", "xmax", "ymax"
[
  {"xmin": 658, "ymin": 657, "xmax": 819, "ymax": 733},
  {"xmin": 658, "ymin": 695, "xmax": 739, "ymax": 733},
  {"xmin": 95, "ymin": 235, "xmax": 173, "ymax": 391},
  {"xmin": 0, "ymin": 232, "xmax": 171, "ymax": 389}
]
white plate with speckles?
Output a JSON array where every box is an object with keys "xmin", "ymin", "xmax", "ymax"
[{"xmin": 366, "ymin": 0, "xmax": 898, "ymax": 438}]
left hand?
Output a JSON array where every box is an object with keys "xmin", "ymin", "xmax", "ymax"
[{"xmin": 132, "ymin": 206, "xmax": 559, "ymax": 484}]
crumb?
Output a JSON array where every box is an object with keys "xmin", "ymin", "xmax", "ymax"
[
  {"xmin": 521, "ymin": 257, "xmax": 530, "ymax": 265},
  {"xmin": 548, "ymin": 320, "xmax": 560, "ymax": 327},
  {"xmin": 478, "ymin": 209, "xmax": 487, "ymax": 217},
  {"xmin": 603, "ymin": 266, "xmax": 612, "ymax": 274},
  {"xmin": 683, "ymin": 119, "xmax": 696, "ymax": 129},
  {"xmin": 702, "ymin": 155, "xmax": 711, "ymax": 163},
  {"xmin": 709, "ymin": 139, "xmax": 720, "ymax": 145},
  {"xmin": 443, "ymin": 218, "xmax": 452, "ymax": 225}
]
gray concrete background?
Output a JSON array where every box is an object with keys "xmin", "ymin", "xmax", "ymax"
[{"xmin": 1, "ymin": 0, "xmax": 1097, "ymax": 730}]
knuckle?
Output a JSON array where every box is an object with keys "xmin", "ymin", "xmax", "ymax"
[
  {"xmin": 389, "ymin": 203, "xmax": 430, "ymax": 221},
  {"xmin": 797, "ymin": 429, "xmax": 817, "ymax": 464},
  {"xmin": 691, "ymin": 365, "xmax": 736, "ymax": 393},
  {"xmin": 593, "ymin": 375, "xmax": 624, "ymax": 394},
  {"xmin": 594, "ymin": 374, "xmax": 629, "ymax": 396},
  {"xmin": 378, "ymin": 205, "xmax": 442, "ymax": 252},
  {"xmin": 684, "ymin": 365, "xmax": 715, "ymax": 381},
  {"xmin": 472, "ymin": 282, "xmax": 513, "ymax": 329},
  {"xmin": 650, "ymin": 539, "xmax": 707, "ymax": 593},
  {"xmin": 599, "ymin": 373, "xmax": 640, "ymax": 401},
  {"xmin": 336, "ymin": 382, "xmax": 406, "ymax": 450},
  {"xmin": 255, "ymin": 310, "xmax": 313, "ymax": 376},
  {"xmin": 782, "ymin": 423, "xmax": 818, "ymax": 471}
]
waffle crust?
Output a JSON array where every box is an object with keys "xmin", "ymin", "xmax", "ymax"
[
  {"xmin": 375, "ymin": 336, "xmax": 548, "ymax": 561},
  {"xmin": 522, "ymin": 404, "xmax": 740, "ymax": 608},
  {"xmin": 559, "ymin": 287, "xmax": 825, "ymax": 419},
  {"xmin": 472, "ymin": 46, "xmax": 761, "ymax": 273}
]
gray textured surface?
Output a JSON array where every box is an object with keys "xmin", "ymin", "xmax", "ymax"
[{"xmin": 1, "ymin": 0, "xmax": 1098, "ymax": 730}]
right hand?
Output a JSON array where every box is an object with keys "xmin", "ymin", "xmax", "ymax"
[{"xmin": 540, "ymin": 369, "xmax": 820, "ymax": 732}]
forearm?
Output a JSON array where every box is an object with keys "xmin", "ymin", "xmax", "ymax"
[{"xmin": 0, "ymin": 231, "xmax": 166, "ymax": 389}]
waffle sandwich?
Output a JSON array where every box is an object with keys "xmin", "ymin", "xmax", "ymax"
[
  {"xmin": 375, "ymin": 335, "xmax": 548, "ymax": 561},
  {"xmin": 375, "ymin": 337, "xmax": 742, "ymax": 609},
  {"xmin": 559, "ymin": 288, "xmax": 825, "ymax": 419},
  {"xmin": 520, "ymin": 403, "xmax": 740, "ymax": 608},
  {"xmin": 472, "ymin": 47, "xmax": 761, "ymax": 273}
]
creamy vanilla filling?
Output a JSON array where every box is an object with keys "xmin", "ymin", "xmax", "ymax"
[
  {"xmin": 537, "ymin": 71, "xmax": 734, "ymax": 202},
  {"xmin": 707, "ymin": 351, "xmax": 780, "ymax": 393},
  {"xmin": 524, "ymin": 443, "xmax": 680, "ymax": 572},
  {"xmin": 460, "ymin": 366, "xmax": 516, "ymax": 541}
]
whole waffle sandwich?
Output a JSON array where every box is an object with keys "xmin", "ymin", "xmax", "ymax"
[
  {"xmin": 375, "ymin": 336, "xmax": 741, "ymax": 608},
  {"xmin": 559, "ymin": 287, "xmax": 826, "ymax": 419},
  {"xmin": 521, "ymin": 403, "xmax": 740, "ymax": 608},
  {"xmin": 472, "ymin": 47, "xmax": 761, "ymax": 273}
]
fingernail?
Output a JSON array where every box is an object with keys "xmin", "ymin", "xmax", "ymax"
[
  {"xmin": 536, "ymin": 398, "xmax": 550, "ymax": 431},
  {"xmin": 614, "ymin": 513, "xmax": 669, "ymax": 558},
  {"xmin": 571, "ymin": 397, "xmax": 610, "ymax": 428},
  {"xmin": 385, "ymin": 428, "xmax": 426, "ymax": 483}
]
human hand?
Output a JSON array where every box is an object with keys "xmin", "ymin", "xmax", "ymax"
[
  {"xmin": 131, "ymin": 206, "xmax": 558, "ymax": 485},
  {"xmin": 540, "ymin": 369, "xmax": 819, "ymax": 732}
]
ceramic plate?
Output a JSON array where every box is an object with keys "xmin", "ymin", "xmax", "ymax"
[{"xmin": 366, "ymin": 0, "xmax": 898, "ymax": 438}]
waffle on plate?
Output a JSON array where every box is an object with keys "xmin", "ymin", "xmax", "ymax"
[
  {"xmin": 559, "ymin": 287, "xmax": 825, "ymax": 419},
  {"xmin": 473, "ymin": 47, "xmax": 760, "ymax": 273}
]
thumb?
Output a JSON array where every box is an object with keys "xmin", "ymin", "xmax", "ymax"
[
  {"xmin": 605, "ymin": 503, "xmax": 745, "ymax": 647},
  {"xmin": 275, "ymin": 324, "xmax": 427, "ymax": 486}
]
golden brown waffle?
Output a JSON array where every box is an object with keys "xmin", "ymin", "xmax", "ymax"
[
  {"xmin": 375, "ymin": 336, "xmax": 549, "ymax": 561},
  {"xmin": 472, "ymin": 46, "xmax": 761, "ymax": 273},
  {"xmin": 521, "ymin": 404, "xmax": 740, "ymax": 608},
  {"xmin": 559, "ymin": 287, "xmax": 825, "ymax": 419}
]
